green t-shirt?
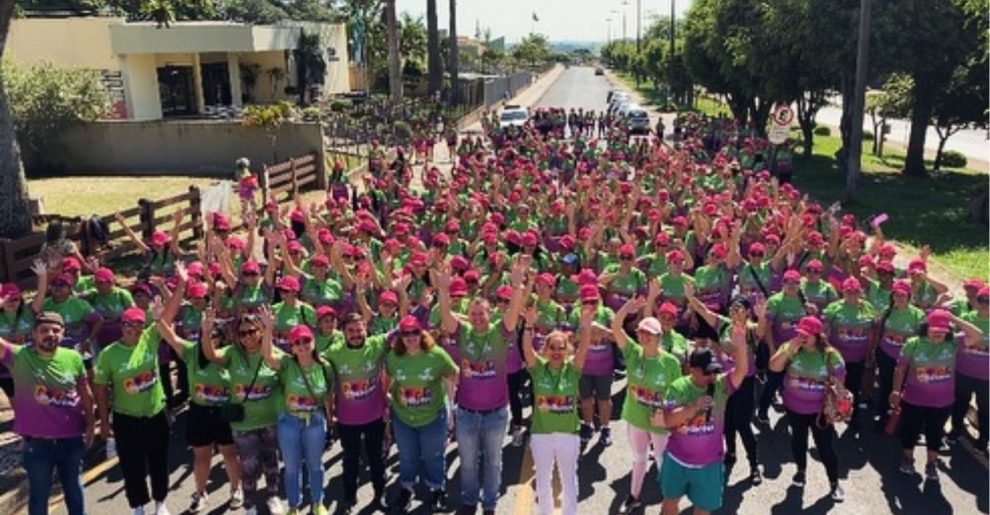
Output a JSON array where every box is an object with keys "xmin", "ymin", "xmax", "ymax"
[
  {"xmin": 179, "ymin": 339, "xmax": 231, "ymax": 407},
  {"xmin": 533, "ymin": 298, "xmax": 567, "ymax": 332},
  {"xmin": 325, "ymin": 335, "xmax": 389, "ymax": 425},
  {"xmin": 278, "ymin": 355, "xmax": 332, "ymax": 418},
  {"xmin": 621, "ymin": 342, "xmax": 682, "ymax": 433},
  {"xmin": 801, "ymin": 279, "xmax": 838, "ymax": 311},
  {"xmin": 316, "ymin": 330, "xmax": 345, "ymax": 355},
  {"xmin": 604, "ymin": 267, "xmax": 648, "ymax": 297},
  {"xmin": 661, "ymin": 330, "xmax": 691, "ymax": 364},
  {"xmin": 86, "ymin": 287, "xmax": 135, "ymax": 322},
  {"xmin": 386, "ymin": 346, "xmax": 458, "ymax": 428},
  {"xmin": 93, "ymin": 326, "xmax": 166, "ymax": 417},
  {"xmin": 218, "ymin": 346, "xmax": 282, "ymax": 431},
  {"xmin": 658, "ymin": 273, "xmax": 692, "ymax": 307},
  {"xmin": 528, "ymin": 357, "xmax": 582, "ymax": 435},
  {"xmin": 273, "ymin": 301, "xmax": 317, "ymax": 334},
  {"xmin": 301, "ymin": 274, "xmax": 344, "ymax": 307},
  {"xmin": 232, "ymin": 284, "xmax": 270, "ymax": 311}
]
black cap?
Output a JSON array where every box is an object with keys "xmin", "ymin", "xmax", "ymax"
[{"xmin": 688, "ymin": 348, "xmax": 723, "ymax": 374}]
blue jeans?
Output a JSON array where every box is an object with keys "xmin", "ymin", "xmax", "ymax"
[
  {"xmin": 23, "ymin": 437, "xmax": 85, "ymax": 515},
  {"xmin": 455, "ymin": 406, "xmax": 509, "ymax": 510},
  {"xmin": 392, "ymin": 408, "xmax": 448, "ymax": 491},
  {"xmin": 277, "ymin": 412, "xmax": 327, "ymax": 508}
]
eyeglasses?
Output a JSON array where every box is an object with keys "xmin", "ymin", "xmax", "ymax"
[
  {"xmin": 238, "ymin": 328, "xmax": 259, "ymax": 337},
  {"xmin": 242, "ymin": 271, "xmax": 259, "ymax": 277},
  {"xmin": 291, "ymin": 337, "xmax": 314, "ymax": 346}
]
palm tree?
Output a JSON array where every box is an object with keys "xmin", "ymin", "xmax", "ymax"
[
  {"xmin": 447, "ymin": 0, "xmax": 460, "ymax": 105},
  {"xmin": 426, "ymin": 0, "xmax": 442, "ymax": 96},
  {"xmin": 385, "ymin": 0, "xmax": 402, "ymax": 101}
]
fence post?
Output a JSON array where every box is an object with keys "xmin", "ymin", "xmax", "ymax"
[
  {"xmin": 0, "ymin": 240, "xmax": 10, "ymax": 283},
  {"xmin": 79, "ymin": 216, "xmax": 93, "ymax": 257},
  {"xmin": 138, "ymin": 198, "xmax": 155, "ymax": 240},
  {"xmin": 314, "ymin": 151, "xmax": 328, "ymax": 192},
  {"xmin": 261, "ymin": 164, "xmax": 270, "ymax": 208},
  {"xmin": 188, "ymin": 185, "xmax": 203, "ymax": 240},
  {"xmin": 290, "ymin": 157, "xmax": 299, "ymax": 196}
]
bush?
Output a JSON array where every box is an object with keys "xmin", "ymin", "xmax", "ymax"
[
  {"xmin": 329, "ymin": 100, "xmax": 347, "ymax": 113},
  {"xmin": 393, "ymin": 120, "xmax": 412, "ymax": 142},
  {"xmin": 862, "ymin": 130, "xmax": 874, "ymax": 141},
  {"xmin": 813, "ymin": 126, "xmax": 831, "ymax": 136},
  {"xmin": 941, "ymin": 150, "xmax": 967, "ymax": 169}
]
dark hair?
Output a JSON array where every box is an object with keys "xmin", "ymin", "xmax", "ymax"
[
  {"xmin": 341, "ymin": 312, "xmax": 364, "ymax": 329},
  {"xmin": 45, "ymin": 221, "xmax": 65, "ymax": 243},
  {"xmin": 392, "ymin": 329, "xmax": 436, "ymax": 356}
]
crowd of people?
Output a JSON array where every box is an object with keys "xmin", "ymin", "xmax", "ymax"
[{"xmin": 0, "ymin": 105, "xmax": 987, "ymax": 515}]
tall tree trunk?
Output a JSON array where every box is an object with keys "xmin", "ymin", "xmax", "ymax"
[
  {"xmin": 385, "ymin": 0, "xmax": 402, "ymax": 102},
  {"xmin": 426, "ymin": 0, "xmax": 442, "ymax": 95},
  {"xmin": 0, "ymin": 1, "xmax": 33, "ymax": 239},
  {"xmin": 903, "ymin": 77, "xmax": 933, "ymax": 177},
  {"xmin": 750, "ymin": 98, "xmax": 771, "ymax": 138},
  {"xmin": 448, "ymin": 0, "xmax": 460, "ymax": 105},
  {"xmin": 837, "ymin": 73, "xmax": 854, "ymax": 176}
]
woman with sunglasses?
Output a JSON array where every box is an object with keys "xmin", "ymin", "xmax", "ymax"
[
  {"xmin": 656, "ymin": 249, "xmax": 693, "ymax": 334},
  {"xmin": 870, "ymin": 280, "xmax": 925, "ymax": 430},
  {"xmin": 822, "ymin": 277, "xmax": 877, "ymax": 431},
  {"xmin": 891, "ymin": 309, "xmax": 984, "ymax": 481},
  {"xmin": 949, "ymin": 286, "xmax": 990, "ymax": 454},
  {"xmin": 0, "ymin": 283, "xmax": 34, "ymax": 399},
  {"xmin": 386, "ymin": 315, "xmax": 459, "ymax": 512},
  {"xmin": 686, "ymin": 283, "xmax": 767, "ymax": 485},
  {"xmin": 768, "ymin": 316, "xmax": 845, "ymax": 500},
  {"xmin": 261, "ymin": 321, "xmax": 333, "ymax": 515},
  {"xmin": 269, "ymin": 275, "xmax": 316, "ymax": 351},
  {"xmin": 155, "ymin": 272, "xmax": 242, "ymax": 514},
  {"xmin": 202, "ymin": 308, "xmax": 283, "ymax": 515},
  {"xmin": 93, "ymin": 307, "xmax": 172, "ymax": 515},
  {"xmin": 521, "ymin": 305, "xmax": 592, "ymax": 515},
  {"xmin": 611, "ymin": 296, "xmax": 682, "ymax": 513}
]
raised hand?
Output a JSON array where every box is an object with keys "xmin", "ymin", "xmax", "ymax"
[
  {"xmin": 174, "ymin": 261, "xmax": 189, "ymax": 284},
  {"xmin": 31, "ymin": 259, "xmax": 48, "ymax": 279},
  {"xmin": 201, "ymin": 308, "xmax": 216, "ymax": 336},
  {"xmin": 621, "ymin": 295, "xmax": 647, "ymax": 314},
  {"xmin": 523, "ymin": 305, "xmax": 538, "ymax": 327},
  {"xmin": 648, "ymin": 278, "xmax": 662, "ymax": 299}
]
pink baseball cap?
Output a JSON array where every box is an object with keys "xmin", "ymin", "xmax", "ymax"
[
  {"xmin": 796, "ymin": 316, "xmax": 824, "ymax": 337},
  {"xmin": 657, "ymin": 302, "xmax": 679, "ymax": 317},
  {"xmin": 94, "ymin": 267, "xmax": 114, "ymax": 283},
  {"xmin": 926, "ymin": 309, "xmax": 953, "ymax": 333},
  {"xmin": 399, "ymin": 315, "xmax": 421, "ymax": 332},
  {"xmin": 579, "ymin": 284, "xmax": 600, "ymax": 302},
  {"xmin": 121, "ymin": 307, "xmax": 146, "ymax": 325},
  {"xmin": 316, "ymin": 306, "xmax": 337, "ymax": 320},
  {"xmin": 636, "ymin": 317, "xmax": 663, "ymax": 335},
  {"xmin": 842, "ymin": 277, "xmax": 863, "ymax": 293},
  {"xmin": 289, "ymin": 325, "xmax": 314, "ymax": 344}
]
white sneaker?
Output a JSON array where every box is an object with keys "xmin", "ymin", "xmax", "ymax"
[
  {"xmin": 154, "ymin": 502, "xmax": 171, "ymax": 515},
  {"xmin": 267, "ymin": 496, "xmax": 285, "ymax": 515},
  {"xmin": 132, "ymin": 506, "xmax": 145, "ymax": 515},
  {"xmin": 229, "ymin": 488, "xmax": 244, "ymax": 509}
]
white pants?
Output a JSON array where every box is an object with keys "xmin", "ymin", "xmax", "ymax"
[
  {"xmin": 530, "ymin": 433, "xmax": 580, "ymax": 515},
  {"xmin": 627, "ymin": 424, "xmax": 668, "ymax": 497}
]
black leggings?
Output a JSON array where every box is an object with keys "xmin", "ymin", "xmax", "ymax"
[
  {"xmin": 725, "ymin": 376, "xmax": 758, "ymax": 465},
  {"xmin": 507, "ymin": 369, "xmax": 528, "ymax": 427},
  {"xmin": 900, "ymin": 402, "xmax": 951, "ymax": 452},
  {"xmin": 339, "ymin": 418, "xmax": 387, "ymax": 500},
  {"xmin": 759, "ymin": 370, "xmax": 784, "ymax": 416},
  {"xmin": 951, "ymin": 374, "xmax": 989, "ymax": 447},
  {"xmin": 113, "ymin": 410, "xmax": 171, "ymax": 508},
  {"xmin": 786, "ymin": 409, "xmax": 838, "ymax": 483},
  {"xmin": 843, "ymin": 361, "xmax": 865, "ymax": 421},
  {"xmin": 875, "ymin": 350, "xmax": 898, "ymax": 422}
]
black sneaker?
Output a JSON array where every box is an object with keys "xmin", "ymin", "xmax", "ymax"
[
  {"xmin": 830, "ymin": 482, "xmax": 845, "ymax": 501},
  {"xmin": 601, "ymin": 427, "xmax": 614, "ymax": 446},
  {"xmin": 750, "ymin": 464, "xmax": 763, "ymax": 485},
  {"xmin": 925, "ymin": 462, "xmax": 940, "ymax": 482},
  {"xmin": 430, "ymin": 490, "xmax": 449, "ymax": 513},
  {"xmin": 580, "ymin": 423, "xmax": 594, "ymax": 444},
  {"xmin": 755, "ymin": 412, "xmax": 771, "ymax": 425},
  {"xmin": 392, "ymin": 488, "xmax": 413, "ymax": 513},
  {"xmin": 791, "ymin": 470, "xmax": 806, "ymax": 488},
  {"xmin": 619, "ymin": 495, "xmax": 642, "ymax": 513}
]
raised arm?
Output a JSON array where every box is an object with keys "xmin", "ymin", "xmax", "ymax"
[
  {"xmin": 952, "ymin": 312, "xmax": 985, "ymax": 348},
  {"xmin": 432, "ymin": 263, "xmax": 460, "ymax": 335},
  {"xmin": 573, "ymin": 304, "xmax": 594, "ymax": 371},
  {"xmin": 683, "ymin": 281, "xmax": 718, "ymax": 328},
  {"xmin": 199, "ymin": 308, "xmax": 223, "ymax": 365},
  {"xmin": 521, "ymin": 307, "xmax": 539, "ymax": 368},
  {"xmin": 114, "ymin": 212, "xmax": 151, "ymax": 254},
  {"xmin": 30, "ymin": 260, "xmax": 48, "ymax": 314},
  {"xmin": 259, "ymin": 305, "xmax": 280, "ymax": 370},
  {"xmin": 168, "ymin": 208, "xmax": 185, "ymax": 255},
  {"xmin": 155, "ymin": 315, "xmax": 187, "ymax": 357},
  {"xmin": 503, "ymin": 255, "xmax": 531, "ymax": 332},
  {"xmin": 611, "ymin": 296, "xmax": 646, "ymax": 351},
  {"xmin": 726, "ymin": 323, "xmax": 749, "ymax": 389}
]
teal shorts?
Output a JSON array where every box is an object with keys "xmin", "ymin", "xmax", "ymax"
[{"xmin": 659, "ymin": 452, "xmax": 724, "ymax": 512}]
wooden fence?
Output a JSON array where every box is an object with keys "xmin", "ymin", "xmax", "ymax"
[{"xmin": 0, "ymin": 153, "xmax": 322, "ymax": 289}]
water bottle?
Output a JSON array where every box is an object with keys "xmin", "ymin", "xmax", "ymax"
[{"xmin": 105, "ymin": 437, "xmax": 117, "ymax": 460}]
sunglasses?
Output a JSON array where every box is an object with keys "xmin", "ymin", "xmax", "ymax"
[
  {"xmin": 238, "ymin": 328, "xmax": 259, "ymax": 337},
  {"xmin": 784, "ymin": 281, "xmax": 800, "ymax": 286},
  {"xmin": 122, "ymin": 321, "xmax": 144, "ymax": 329},
  {"xmin": 582, "ymin": 300, "xmax": 598, "ymax": 306},
  {"xmin": 750, "ymin": 252, "xmax": 764, "ymax": 258},
  {"xmin": 807, "ymin": 269, "xmax": 822, "ymax": 274},
  {"xmin": 978, "ymin": 297, "xmax": 990, "ymax": 303},
  {"xmin": 621, "ymin": 255, "xmax": 635, "ymax": 261},
  {"xmin": 401, "ymin": 331, "xmax": 420, "ymax": 337},
  {"xmin": 242, "ymin": 271, "xmax": 259, "ymax": 277},
  {"xmin": 291, "ymin": 337, "xmax": 314, "ymax": 346},
  {"xmin": 547, "ymin": 345, "xmax": 568, "ymax": 352}
]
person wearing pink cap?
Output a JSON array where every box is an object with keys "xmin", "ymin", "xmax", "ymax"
[
  {"xmin": 656, "ymin": 249, "xmax": 694, "ymax": 331},
  {"xmin": 757, "ymin": 269, "xmax": 808, "ymax": 424},
  {"xmin": 769, "ymin": 316, "xmax": 845, "ymax": 500},
  {"xmin": 154, "ymin": 269, "xmax": 243, "ymax": 514},
  {"xmin": 738, "ymin": 241, "xmax": 787, "ymax": 306},
  {"xmin": 114, "ymin": 209, "xmax": 183, "ymax": 277},
  {"xmin": 799, "ymin": 259, "xmax": 839, "ymax": 314},
  {"xmin": 948, "ymin": 279, "xmax": 988, "ymax": 316},
  {"xmin": 905, "ymin": 258, "xmax": 949, "ymax": 312},
  {"xmin": 949, "ymin": 286, "xmax": 990, "ymax": 454},
  {"xmin": 435, "ymin": 256, "xmax": 528, "ymax": 514},
  {"xmin": 84, "ymin": 267, "xmax": 136, "ymax": 356},
  {"xmin": 215, "ymin": 258, "xmax": 273, "ymax": 315},
  {"xmin": 570, "ymin": 281, "xmax": 617, "ymax": 447},
  {"xmin": 890, "ymin": 309, "xmax": 984, "ymax": 480},
  {"xmin": 260, "ymin": 319, "xmax": 333, "ymax": 515},
  {"xmin": 287, "ymin": 251, "xmax": 345, "ymax": 310},
  {"xmin": 599, "ymin": 243, "xmax": 648, "ymax": 312},
  {"xmin": 519, "ymin": 303, "xmax": 593, "ymax": 515},
  {"xmin": 30, "ymin": 261, "xmax": 104, "ymax": 367},
  {"xmin": 0, "ymin": 282, "xmax": 34, "ymax": 399},
  {"xmin": 385, "ymin": 314, "xmax": 458, "ymax": 513},
  {"xmin": 94, "ymin": 307, "xmax": 173, "ymax": 515},
  {"xmin": 611, "ymin": 296, "xmax": 683, "ymax": 512},
  {"xmin": 865, "ymin": 260, "xmax": 898, "ymax": 313},
  {"xmin": 270, "ymin": 275, "xmax": 317, "ymax": 351},
  {"xmin": 870, "ymin": 280, "xmax": 926, "ymax": 431},
  {"xmin": 822, "ymin": 276, "xmax": 877, "ymax": 432}
]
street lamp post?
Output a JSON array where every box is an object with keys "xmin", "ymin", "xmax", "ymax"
[
  {"xmin": 636, "ymin": 0, "xmax": 642, "ymax": 52},
  {"xmin": 622, "ymin": 0, "xmax": 629, "ymax": 43},
  {"xmin": 606, "ymin": 17, "xmax": 612, "ymax": 46}
]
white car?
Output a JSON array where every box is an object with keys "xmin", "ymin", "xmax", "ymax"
[
  {"xmin": 626, "ymin": 106, "xmax": 650, "ymax": 134},
  {"xmin": 608, "ymin": 95, "xmax": 631, "ymax": 115},
  {"xmin": 499, "ymin": 105, "xmax": 528, "ymax": 128}
]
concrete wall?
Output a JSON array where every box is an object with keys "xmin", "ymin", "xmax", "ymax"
[
  {"xmin": 7, "ymin": 17, "xmax": 121, "ymax": 70},
  {"xmin": 121, "ymin": 54, "xmax": 162, "ymax": 120},
  {"xmin": 30, "ymin": 121, "xmax": 325, "ymax": 177},
  {"xmin": 483, "ymin": 71, "xmax": 535, "ymax": 106}
]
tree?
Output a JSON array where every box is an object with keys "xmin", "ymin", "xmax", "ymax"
[
  {"xmin": 480, "ymin": 47, "xmax": 504, "ymax": 74},
  {"xmin": 447, "ymin": 0, "xmax": 460, "ymax": 105},
  {"xmin": 866, "ymin": 74, "xmax": 911, "ymax": 157},
  {"xmin": 425, "ymin": 0, "xmax": 442, "ymax": 96},
  {"xmin": 512, "ymin": 33, "xmax": 552, "ymax": 68},
  {"xmin": 384, "ymin": 0, "xmax": 402, "ymax": 101},
  {"xmin": 399, "ymin": 13, "xmax": 427, "ymax": 71},
  {"xmin": 931, "ymin": 56, "xmax": 988, "ymax": 170},
  {"xmin": 241, "ymin": 100, "xmax": 297, "ymax": 163},
  {"xmin": 0, "ymin": 0, "xmax": 31, "ymax": 238},
  {"xmin": 293, "ymin": 30, "xmax": 326, "ymax": 104}
]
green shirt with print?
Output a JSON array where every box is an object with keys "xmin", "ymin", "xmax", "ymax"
[
  {"xmin": 621, "ymin": 342, "xmax": 682, "ymax": 433},
  {"xmin": 218, "ymin": 346, "xmax": 282, "ymax": 431},
  {"xmin": 386, "ymin": 346, "xmax": 458, "ymax": 427},
  {"xmin": 86, "ymin": 287, "xmax": 135, "ymax": 322},
  {"xmin": 528, "ymin": 356, "xmax": 582, "ymax": 435},
  {"xmin": 278, "ymin": 355, "xmax": 332, "ymax": 418},
  {"xmin": 179, "ymin": 339, "xmax": 231, "ymax": 407},
  {"xmin": 93, "ymin": 326, "xmax": 165, "ymax": 417},
  {"xmin": 302, "ymin": 274, "xmax": 344, "ymax": 306}
]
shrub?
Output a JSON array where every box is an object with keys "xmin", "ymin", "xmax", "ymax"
[
  {"xmin": 813, "ymin": 126, "xmax": 831, "ymax": 136},
  {"xmin": 941, "ymin": 150, "xmax": 967, "ymax": 169},
  {"xmin": 862, "ymin": 130, "xmax": 874, "ymax": 141},
  {"xmin": 393, "ymin": 120, "xmax": 412, "ymax": 141},
  {"xmin": 329, "ymin": 100, "xmax": 347, "ymax": 113}
]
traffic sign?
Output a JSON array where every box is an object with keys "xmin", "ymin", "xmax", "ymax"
[
  {"xmin": 772, "ymin": 104, "xmax": 795, "ymax": 127},
  {"xmin": 768, "ymin": 125, "xmax": 789, "ymax": 144}
]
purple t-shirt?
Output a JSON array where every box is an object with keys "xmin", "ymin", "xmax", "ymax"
[
  {"xmin": 781, "ymin": 348, "xmax": 846, "ymax": 415},
  {"xmin": 955, "ymin": 312, "xmax": 989, "ymax": 381},
  {"xmin": 325, "ymin": 334, "xmax": 389, "ymax": 425},
  {"xmin": 456, "ymin": 321, "xmax": 510, "ymax": 411},
  {"xmin": 4, "ymin": 345, "xmax": 88, "ymax": 438},
  {"xmin": 899, "ymin": 336, "xmax": 957, "ymax": 408},
  {"xmin": 664, "ymin": 374, "xmax": 735, "ymax": 466}
]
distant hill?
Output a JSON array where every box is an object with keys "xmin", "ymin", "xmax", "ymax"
[{"xmin": 551, "ymin": 40, "xmax": 602, "ymax": 54}]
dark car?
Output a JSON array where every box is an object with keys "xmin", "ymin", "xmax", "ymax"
[{"xmin": 595, "ymin": 67, "xmax": 605, "ymax": 75}]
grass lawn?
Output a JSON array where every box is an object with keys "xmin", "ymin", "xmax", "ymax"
[{"xmin": 29, "ymin": 176, "xmax": 217, "ymax": 219}]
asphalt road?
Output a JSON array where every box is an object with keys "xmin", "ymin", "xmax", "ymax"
[{"xmin": 48, "ymin": 67, "xmax": 989, "ymax": 515}]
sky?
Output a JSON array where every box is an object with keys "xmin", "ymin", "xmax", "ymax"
[{"xmin": 395, "ymin": 0, "xmax": 694, "ymax": 44}]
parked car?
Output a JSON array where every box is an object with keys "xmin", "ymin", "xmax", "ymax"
[
  {"xmin": 595, "ymin": 66, "xmax": 605, "ymax": 75},
  {"xmin": 626, "ymin": 107, "xmax": 650, "ymax": 134},
  {"xmin": 499, "ymin": 105, "xmax": 529, "ymax": 128}
]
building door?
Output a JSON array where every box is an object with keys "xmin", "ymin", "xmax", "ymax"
[
  {"xmin": 157, "ymin": 65, "xmax": 196, "ymax": 116},
  {"xmin": 200, "ymin": 62, "xmax": 232, "ymax": 107}
]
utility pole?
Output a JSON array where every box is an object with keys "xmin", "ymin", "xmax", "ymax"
[
  {"xmin": 449, "ymin": 0, "xmax": 460, "ymax": 106},
  {"xmin": 622, "ymin": 0, "xmax": 628, "ymax": 42},
  {"xmin": 636, "ymin": 0, "xmax": 642, "ymax": 52},
  {"xmin": 846, "ymin": 0, "xmax": 871, "ymax": 200},
  {"xmin": 385, "ymin": 0, "xmax": 402, "ymax": 101},
  {"xmin": 606, "ymin": 17, "xmax": 612, "ymax": 46}
]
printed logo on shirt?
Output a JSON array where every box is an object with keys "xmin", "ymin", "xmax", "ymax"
[
  {"xmin": 286, "ymin": 393, "xmax": 319, "ymax": 412},
  {"xmin": 461, "ymin": 359, "xmax": 497, "ymax": 379},
  {"xmin": 884, "ymin": 333, "xmax": 908, "ymax": 346},
  {"xmin": 193, "ymin": 384, "xmax": 229, "ymax": 403},
  {"xmin": 234, "ymin": 383, "xmax": 272, "ymax": 401},
  {"xmin": 589, "ymin": 341, "xmax": 610, "ymax": 352},
  {"xmin": 787, "ymin": 374, "xmax": 825, "ymax": 392},
  {"xmin": 914, "ymin": 366, "xmax": 952, "ymax": 383},
  {"xmin": 837, "ymin": 327, "xmax": 869, "ymax": 341},
  {"xmin": 341, "ymin": 376, "xmax": 378, "ymax": 400},
  {"xmin": 33, "ymin": 384, "xmax": 80, "ymax": 408},
  {"xmin": 630, "ymin": 385, "xmax": 665, "ymax": 408},
  {"xmin": 123, "ymin": 371, "xmax": 157, "ymax": 394},
  {"xmin": 677, "ymin": 412, "xmax": 716, "ymax": 435},
  {"xmin": 398, "ymin": 386, "xmax": 433, "ymax": 407},
  {"xmin": 961, "ymin": 345, "xmax": 990, "ymax": 358},
  {"xmin": 536, "ymin": 394, "xmax": 575, "ymax": 413}
]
